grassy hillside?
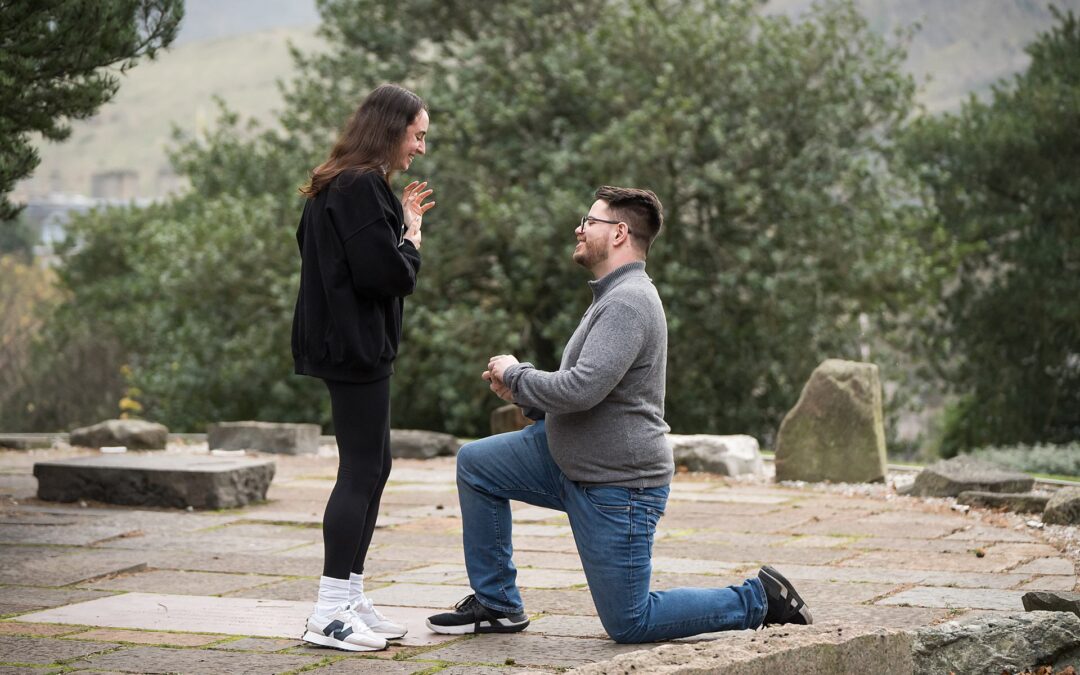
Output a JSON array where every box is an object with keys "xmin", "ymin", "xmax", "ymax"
[
  {"xmin": 17, "ymin": 26, "xmax": 324, "ymax": 199},
  {"xmin": 17, "ymin": 0, "xmax": 1080, "ymax": 200}
]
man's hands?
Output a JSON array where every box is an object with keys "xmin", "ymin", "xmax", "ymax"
[
  {"xmin": 401, "ymin": 180, "xmax": 435, "ymax": 249},
  {"xmin": 483, "ymin": 354, "xmax": 520, "ymax": 403}
]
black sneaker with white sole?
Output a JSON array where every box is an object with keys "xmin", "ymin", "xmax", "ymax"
[
  {"xmin": 426, "ymin": 594, "xmax": 530, "ymax": 634},
  {"xmin": 758, "ymin": 565, "xmax": 813, "ymax": 626}
]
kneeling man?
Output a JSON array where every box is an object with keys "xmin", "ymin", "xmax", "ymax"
[{"xmin": 427, "ymin": 186, "xmax": 812, "ymax": 643}]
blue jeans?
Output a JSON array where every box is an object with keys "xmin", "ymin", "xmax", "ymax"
[{"xmin": 456, "ymin": 420, "xmax": 767, "ymax": 644}]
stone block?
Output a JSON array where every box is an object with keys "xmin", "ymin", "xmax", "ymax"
[
  {"xmin": 0, "ymin": 434, "xmax": 62, "ymax": 450},
  {"xmin": 909, "ymin": 455, "xmax": 1034, "ymax": 498},
  {"xmin": 956, "ymin": 490, "xmax": 1049, "ymax": 513},
  {"xmin": 1022, "ymin": 591, "xmax": 1080, "ymax": 618},
  {"xmin": 207, "ymin": 421, "xmax": 319, "ymax": 455},
  {"xmin": 1043, "ymin": 487, "xmax": 1080, "ymax": 525},
  {"xmin": 774, "ymin": 359, "xmax": 887, "ymax": 483},
  {"xmin": 389, "ymin": 429, "xmax": 461, "ymax": 459},
  {"xmin": 669, "ymin": 434, "xmax": 765, "ymax": 476},
  {"xmin": 571, "ymin": 625, "xmax": 914, "ymax": 675},
  {"xmin": 912, "ymin": 611, "xmax": 1080, "ymax": 674},
  {"xmin": 491, "ymin": 404, "xmax": 533, "ymax": 435},
  {"xmin": 70, "ymin": 419, "xmax": 168, "ymax": 450},
  {"xmin": 34, "ymin": 454, "xmax": 275, "ymax": 509}
]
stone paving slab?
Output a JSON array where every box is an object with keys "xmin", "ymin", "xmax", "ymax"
[
  {"xmin": 412, "ymin": 634, "xmax": 645, "ymax": 668},
  {"xmin": 0, "ymin": 587, "xmax": 115, "ymax": 614},
  {"xmin": 138, "ymin": 550, "xmax": 324, "ymax": 577},
  {"xmin": 302, "ymin": 659, "xmax": 442, "ymax": 674},
  {"xmin": 877, "ymin": 586, "xmax": 1029, "ymax": 611},
  {"xmin": 0, "ymin": 523, "xmax": 140, "ymax": 546},
  {"xmin": 365, "ymin": 583, "xmax": 474, "ymax": 608},
  {"xmin": 808, "ymin": 603, "xmax": 949, "ymax": 629},
  {"xmin": 0, "ymin": 549, "xmax": 148, "ymax": 587},
  {"xmin": 0, "ymin": 635, "xmax": 116, "ymax": 665},
  {"xmin": 519, "ymin": 589, "xmax": 598, "ymax": 616},
  {"xmin": 0, "ymin": 622, "xmax": 82, "ymax": 637},
  {"xmin": 210, "ymin": 637, "xmax": 301, "ymax": 652},
  {"xmin": 942, "ymin": 525, "xmax": 1039, "ymax": 543},
  {"xmin": 68, "ymin": 628, "xmax": 226, "ymax": 647},
  {"xmin": 839, "ymin": 549, "xmax": 1018, "ymax": 573},
  {"xmin": 1018, "ymin": 575, "xmax": 1078, "ymax": 591},
  {"xmin": 766, "ymin": 563, "xmax": 1032, "ymax": 589},
  {"xmin": 222, "ymin": 578, "xmax": 320, "ymax": 602},
  {"xmin": 1013, "ymin": 557, "xmax": 1076, "ymax": 575},
  {"xmin": 67, "ymin": 645, "xmax": 320, "ymax": 674},
  {"xmin": 78, "ymin": 569, "xmax": 287, "ymax": 596}
]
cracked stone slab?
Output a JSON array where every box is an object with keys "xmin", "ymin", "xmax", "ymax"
[
  {"xmin": 877, "ymin": 586, "xmax": 1027, "ymax": 611},
  {"xmin": 1018, "ymin": 576, "xmax": 1078, "ymax": 592},
  {"xmin": 0, "ymin": 635, "xmax": 116, "ymax": 665},
  {"xmin": 413, "ymin": 634, "xmax": 645, "ymax": 668},
  {"xmin": 0, "ymin": 622, "xmax": 81, "ymax": 637},
  {"xmin": 1012, "ymin": 557, "xmax": 1075, "ymax": 575},
  {"xmin": 68, "ymin": 645, "xmax": 319, "ymax": 674}
]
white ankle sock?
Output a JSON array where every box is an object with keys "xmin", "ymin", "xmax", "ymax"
[
  {"xmin": 315, "ymin": 575, "xmax": 350, "ymax": 616},
  {"xmin": 349, "ymin": 572, "xmax": 366, "ymax": 607}
]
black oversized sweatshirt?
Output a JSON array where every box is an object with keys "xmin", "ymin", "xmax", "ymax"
[{"xmin": 291, "ymin": 169, "xmax": 421, "ymax": 383}]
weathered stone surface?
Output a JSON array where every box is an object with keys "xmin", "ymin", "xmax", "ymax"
[
  {"xmin": 669, "ymin": 434, "xmax": 765, "ymax": 476},
  {"xmin": 571, "ymin": 625, "xmax": 914, "ymax": 675},
  {"xmin": 418, "ymin": 634, "xmax": 643, "ymax": 668},
  {"xmin": 909, "ymin": 455, "xmax": 1035, "ymax": 498},
  {"xmin": 70, "ymin": 419, "xmax": 168, "ymax": 450},
  {"xmin": 1022, "ymin": 591, "xmax": 1080, "ymax": 617},
  {"xmin": 0, "ymin": 635, "xmax": 115, "ymax": 665},
  {"xmin": 491, "ymin": 404, "xmax": 534, "ymax": 435},
  {"xmin": 34, "ymin": 455, "xmax": 275, "ymax": 509},
  {"xmin": 911, "ymin": 611, "xmax": 1080, "ymax": 674},
  {"xmin": 69, "ymin": 628, "xmax": 225, "ymax": 647},
  {"xmin": 70, "ymin": 646, "xmax": 320, "ymax": 674},
  {"xmin": 1043, "ymin": 487, "xmax": 1080, "ymax": 525},
  {"xmin": 774, "ymin": 359, "xmax": 887, "ymax": 483},
  {"xmin": 389, "ymin": 429, "xmax": 461, "ymax": 459},
  {"xmin": 207, "ymin": 421, "xmax": 319, "ymax": 455},
  {"xmin": 957, "ymin": 490, "xmax": 1049, "ymax": 513},
  {"xmin": 80, "ymin": 569, "xmax": 285, "ymax": 596},
  {"xmin": 877, "ymin": 586, "xmax": 1026, "ymax": 611}
]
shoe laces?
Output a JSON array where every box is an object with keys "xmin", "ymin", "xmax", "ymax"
[
  {"xmin": 352, "ymin": 596, "xmax": 387, "ymax": 622},
  {"xmin": 454, "ymin": 594, "xmax": 481, "ymax": 613},
  {"xmin": 341, "ymin": 607, "xmax": 377, "ymax": 635}
]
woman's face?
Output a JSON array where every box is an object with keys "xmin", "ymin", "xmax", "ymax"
[{"xmin": 394, "ymin": 109, "xmax": 429, "ymax": 172}]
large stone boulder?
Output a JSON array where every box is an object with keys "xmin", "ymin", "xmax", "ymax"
[
  {"xmin": 490, "ymin": 404, "xmax": 533, "ymax": 435},
  {"xmin": 208, "ymin": 422, "xmax": 319, "ymax": 455},
  {"xmin": 1043, "ymin": 487, "xmax": 1080, "ymax": 525},
  {"xmin": 669, "ymin": 434, "xmax": 765, "ymax": 476},
  {"xmin": 773, "ymin": 359, "xmax": 887, "ymax": 483},
  {"xmin": 911, "ymin": 612, "xmax": 1080, "ymax": 674},
  {"xmin": 390, "ymin": 429, "xmax": 461, "ymax": 459},
  {"xmin": 70, "ymin": 419, "xmax": 168, "ymax": 450},
  {"xmin": 909, "ymin": 455, "xmax": 1034, "ymax": 498},
  {"xmin": 34, "ymin": 454, "xmax": 275, "ymax": 509},
  {"xmin": 1023, "ymin": 591, "xmax": 1080, "ymax": 618},
  {"xmin": 956, "ymin": 490, "xmax": 1049, "ymax": 513}
]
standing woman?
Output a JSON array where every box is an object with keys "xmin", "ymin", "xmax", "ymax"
[{"xmin": 292, "ymin": 83, "xmax": 434, "ymax": 652}]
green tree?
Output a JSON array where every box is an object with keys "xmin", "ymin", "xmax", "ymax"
[
  {"xmin": 27, "ymin": 0, "xmax": 942, "ymax": 440},
  {"xmin": 905, "ymin": 9, "xmax": 1080, "ymax": 452},
  {"xmin": 0, "ymin": 0, "xmax": 183, "ymax": 220}
]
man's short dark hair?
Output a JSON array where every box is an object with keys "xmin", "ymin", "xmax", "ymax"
[{"xmin": 595, "ymin": 186, "xmax": 664, "ymax": 254}]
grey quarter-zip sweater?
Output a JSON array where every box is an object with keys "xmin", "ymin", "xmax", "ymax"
[{"xmin": 503, "ymin": 261, "xmax": 673, "ymax": 488}]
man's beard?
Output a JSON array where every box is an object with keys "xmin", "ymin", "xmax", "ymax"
[{"xmin": 573, "ymin": 239, "xmax": 608, "ymax": 269}]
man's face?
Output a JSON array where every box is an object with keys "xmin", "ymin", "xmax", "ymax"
[
  {"xmin": 394, "ymin": 109, "xmax": 428, "ymax": 172},
  {"xmin": 573, "ymin": 199, "xmax": 618, "ymax": 269}
]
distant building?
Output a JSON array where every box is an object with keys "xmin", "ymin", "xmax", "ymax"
[{"xmin": 90, "ymin": 170, "xmax": 139, "ymax": 200}]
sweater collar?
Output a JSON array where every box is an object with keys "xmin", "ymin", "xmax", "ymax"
[{"xmin": 589, "ymin": 261, "xmax": 647, "ymax": 300}]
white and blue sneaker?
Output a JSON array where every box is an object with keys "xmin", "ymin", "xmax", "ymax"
[
  {"xmin": 352, "ymin": 597, "xmax": 408, "ymax": 639},
  {"xmin": 301, "ymin": 605, "xmax": 387, "ymax": 651}
]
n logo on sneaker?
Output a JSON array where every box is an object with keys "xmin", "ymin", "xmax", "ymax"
[{"xmin": 322, "ymin": 620, "xmax": 354, "ymax": 640}]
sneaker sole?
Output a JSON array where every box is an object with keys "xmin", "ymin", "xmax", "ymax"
[
  {"xmin": 425, "ymin": 617, "xmax": 530, "ymax": 635},
  {"xmin": 301, "ymin": 630, "xmax": 386, "ymax": 651},
  {"xmin": 760, "ymin": 566, "xmax": 813, "ymax": 625},
  {"xmin": 373, "ymin": 628, "xmax": 408, "ymax": 639}
]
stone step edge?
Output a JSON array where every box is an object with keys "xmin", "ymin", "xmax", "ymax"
[{"xmin": 568, "ymin": 624, "xmax": 913, "ymax": 675}]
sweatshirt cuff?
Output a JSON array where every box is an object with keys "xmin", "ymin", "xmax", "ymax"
[{"xmin": 503, "ymin": 362, "xmax": 533, "ymax": 392}]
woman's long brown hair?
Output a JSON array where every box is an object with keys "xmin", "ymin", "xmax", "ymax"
[{"xmin": 300, "ymin": 84, "xmax": 425, "ymax": 198}]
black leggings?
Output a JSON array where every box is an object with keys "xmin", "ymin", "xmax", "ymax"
[{"xmin": 322, "ymin": 377, "xmax": 392, "ymax": 579}]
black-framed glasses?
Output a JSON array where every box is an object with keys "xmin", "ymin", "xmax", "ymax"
[{"xmin": 578, "ymin": 215, "xmax": 633, "ymax": 237}]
